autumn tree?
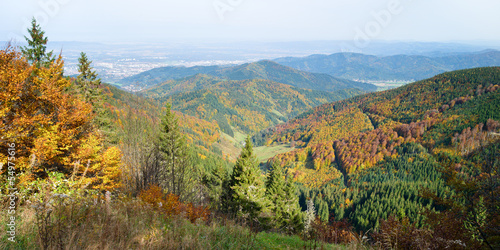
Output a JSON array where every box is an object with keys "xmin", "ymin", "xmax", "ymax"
[
  {"xmin": 3, "ymin": 14, "xmax": 122, "ymax": 192},
  {"xmin": 0, "ymin": 46, "xmax": 121, "ymax": 191},
  {"xmin": 423, "ymin": 143, "xmax": 500, "ymax": 249},
  {"xmin": 20, "ymin": 18, "xmax": 55, "ymax": 68}
]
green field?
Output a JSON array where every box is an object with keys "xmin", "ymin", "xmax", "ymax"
[
  {"xmin": 254, "ymin": 143, "xmax": 295, "ymax": 163},
  {"xmin": 219, "ymin": 130, "xmax": 294, "ymax": 163},
  {"xmin": 230, "ymin": 127, "xmax": 248, "ymax": 144}
]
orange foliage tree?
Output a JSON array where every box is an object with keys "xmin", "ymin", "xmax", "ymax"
[
  {"xmin": 139, "ymin": 184, "xmax": 209, "ymax": 222},
  {"xmin": 0, "ymin": 45, "xmax": 121, "ymax": 191}
]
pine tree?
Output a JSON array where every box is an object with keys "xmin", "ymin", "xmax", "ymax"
[
  {"xmin": 158, "ymin": 103, "xmax": 194, "ymax": 201},
  {"xmin": 266, "ymin": 161, "xmax": 304, "ymax": 234},
  {"xmin": 75, "ymin": 52, "xmax": 115, "ymax": 143},
  {"xmin": 228, "ymin": 136, "xmax": 269, "ymax": 223},
  {"xmin": 76, "ymin": 52, "xmax": 102, "ymax": 106},
  {"xmin": 202, "ymin": 161, "xmax": 229, "ymax": 211},
  {"xmin": 20, "ymin": 18, "xmax": 55, "ymax": 68},
  {"xmin": 318, "ymin": 200, "xmax": 329, "ymax": 222}
]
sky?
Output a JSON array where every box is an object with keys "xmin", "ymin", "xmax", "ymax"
[{"xmin": 1, "ymin": 0, "xmax": 500, "ymax": 44}]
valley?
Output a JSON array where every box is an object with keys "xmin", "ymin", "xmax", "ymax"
[{"xmin": 104, "ymin": 62, "xmax": 500, "ymax": 246}]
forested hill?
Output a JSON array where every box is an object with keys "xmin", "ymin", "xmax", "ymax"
[
  {"xmin": 119, "ymin": 60, "xmax": 376, "ymax": 92},
  {"xmin": 118, "ymin": 65, "xmax": 223, "ymax": 89},
  {"xmin": 140, "ymin": 74, "xmax": 364, "ymax": 137},
  {"xmin": 274, "ymin": 50, "xmax": 500, "ymax": 81},
  {"xmin": 258, "ymin": 67, "xmax": 500, "ymax": 147},
  {"xmin": 102, "ymin": 84, "xmax": 222, "ymax": 153},
  {"xmin": 251, "ymin": 67, "xmax": 500, "ymax": 233},
  {"xmin": 211, "ymin": 60, "xmax": 375, "ymax": 92}
]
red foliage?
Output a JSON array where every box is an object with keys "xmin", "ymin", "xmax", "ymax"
[
  {"xmin": 310, "ymin": 217, "xmax": 356, "ymax": 245},
  {"xmin": 139, "ymin": 184, "xmax": 210, "ymax": 222},
  {"xmin": 186, "ymin": 203, "xmax": 211, "ymax": 223}
]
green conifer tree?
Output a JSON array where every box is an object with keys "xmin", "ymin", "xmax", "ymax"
[
  {"xmin": 228, "ymin": 136, "xmax": 270, "ymax": 224},
  {"xmin": 76, "ymin": 52, "xmax": 102, "ymax": 105},
  {"xmin": 202, "ymin": 160, "xmax": 230, "ymax": 211},
  {"xmin": 75, "ymin": 52, "xmax": 117, "ymax": 144},
  {"xmin": 318, "ymin": 200, "xmax": 329, "ymax": 222},
  {"xmin": 158, "ymin": 103, "xmax": 195, "ymax": 201},
  {"xmin": 21, "ymin": 18, "xmax": 55, "ymax": 68},
  {"xmin": 266, "ymin": 161, "xmax": 304, "ymax": 234}
]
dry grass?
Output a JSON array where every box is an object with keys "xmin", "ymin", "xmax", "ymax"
[{"xmin": 1, "ymin": 194, "xmax": 348, "ymax": 250}]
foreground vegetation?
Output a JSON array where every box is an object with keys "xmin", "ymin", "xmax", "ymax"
[{"xmin": 0, "ymin": 189, "xmax": 347, "ymax": 249}]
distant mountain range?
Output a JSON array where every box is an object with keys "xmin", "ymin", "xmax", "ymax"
[
  {"xmin": 119, "ymin": 60, "xmax": 376, "ymax": 92},
  {"xmin": 119, "ymin": 65, "xmax": 222, "ymax": 89},
  {"xmin": 273, "ymin": 50, "xmax": 500, "ymax": 81}
]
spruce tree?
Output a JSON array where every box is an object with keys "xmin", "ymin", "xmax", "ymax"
[
  {"xmin": 318, "ymin": 200, "xmax": 329, "ymax": 222},
  {"xmin": 266, "ymin": 161, "xmax": 304, "ymax": 234},
  {"xmin": 76, "ymin": 52, "xmax": 102, "ymax": 105},
  {"xmin": 202, "ymin": 161, "xmax": 229, "ymax": 211},
  {"xmin": 158, "ymin": 103, "xmax": 194, "ymax": 201},
  {"xmin": 75, "ymin": 52, "xmax": 117, "ymax": 144},
  {"xmin": 228, "ymin": 136, "xmax": 269, "ymax": 223},
  {"xmin": 21, "ymin": 18, "xmax": 55, "ymax": 68}
]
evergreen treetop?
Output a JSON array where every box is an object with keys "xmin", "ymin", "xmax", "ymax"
[
  {"xmin": 21, "ymin": 17, "xmax": 55, "ymax": 68},
  {"xmin": 76, "ymin": 52, "xmax": 103, "ymax": 109}
]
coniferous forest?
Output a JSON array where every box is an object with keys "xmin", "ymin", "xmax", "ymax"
[{"xmin": 1, "ymin": 18, "xmax": 499, "ymax": 249}]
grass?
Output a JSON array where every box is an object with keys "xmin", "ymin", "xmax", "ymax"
[
  {"xmin": 270, "ymin": 109, "xmax": 285, "ymax": 117},
  {"xmin": 231, "ymin": 127, "xmax": 248, "ymax": 144},
  {"xmin": 218, "ymin": 132, "xmax": 242, "ymax": 160},
  {"xmin": 256, "ymin": 231, "xmax": 348, "ymax": 249},
  {"xmin": 254, "ymin": 143, "xmax": 295, "ymax": 163},
  {"xmin": 0, "ymin": 195, "xmax": 348, "ymax": 250},
  {"xmin": 218, "ymin": 131, "xmax": 295, "ymax": 162}
]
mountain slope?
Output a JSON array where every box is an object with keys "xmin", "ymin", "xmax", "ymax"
[
  {"xmin": 118, "ymin": 65, "xmax": 223, "ymax": 89},
  {"xmin": 274, "ymin": 50, "xmax": 500, "ymax": 81},
  {"xmin": 256, "ymin": 67, "xmax": 500, "ymax": 181},
  {"xmin": 212, "ymin": 60, "xmax": 375, "ymax": 92},
  {"xmin": 141, "ymin": 74, "xmax": 365, "ymax": 137},
  {"xmin": 119, "ymin": 60, "xmax": 376, "ymax": 92},
  {"xmin": 103, "ymin": 83, "xmax": 222, "ymax": 151},
  {"xmin": 259, "ymin": 67, "xmax": 500, "ymax": 147},
  {"xmin": 256, "ymin": 67, "xmax": 500, "ymax": 231}
]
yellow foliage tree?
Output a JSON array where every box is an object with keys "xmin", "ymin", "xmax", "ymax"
[{"xmin": 0, "ymin": 45, "xmax": 121, "ymax": 191}]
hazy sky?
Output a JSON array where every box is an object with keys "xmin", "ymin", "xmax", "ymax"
[{"xmin": 2, "ymin": 0, "xmax": 500, "ymax": 44}]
